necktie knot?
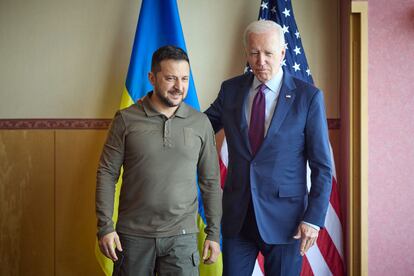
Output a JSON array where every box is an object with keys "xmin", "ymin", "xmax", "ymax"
[{"xmin": 257, "ymin": 83, "xmax": 266, "ymax": 94}]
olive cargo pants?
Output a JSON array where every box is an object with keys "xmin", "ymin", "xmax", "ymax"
[{"xmin": 113, "ymin": 233, "xmax": 200, "ymax": 276}]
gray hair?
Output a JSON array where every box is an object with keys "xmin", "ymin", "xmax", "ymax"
[{"xmin": 243, "ymin": 20, "xmax": 285, "ymax": 50}]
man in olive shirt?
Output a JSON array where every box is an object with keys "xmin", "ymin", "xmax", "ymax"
[{"xmin": 96, "ymin": 46, "xmax": 222, "ymax": 276}]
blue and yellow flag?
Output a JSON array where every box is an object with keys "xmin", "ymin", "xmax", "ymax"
[{"xmin": 95, "ymin": 1, "xmax": 222, "ymax": 275}]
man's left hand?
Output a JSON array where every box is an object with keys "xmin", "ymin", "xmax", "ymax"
[
  {"xmin": 202, "ymin": 239, "xmax": 221, "ymax": 264},
  {"xmin": 293, "ymin": 222, "xmax": 319, "ymax": 256}
]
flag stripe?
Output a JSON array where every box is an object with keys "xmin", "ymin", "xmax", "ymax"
[
  {"xmin": 301, "ymin": 256, "xmax": 315, "ymax": 276},
  {"xmin": 257, "ymin": 253, "xmax": 265, "ymax": 273},
  {"xmin": 305, "ymin": 244, "xmax": 333, "ymax": 276},
  {"xmin": 328, "ymin": 174, "xmax": 341, "ymax": 219},
  {"xmin": 120, "ymin": 88, "xmax": 134, "ymax": 109},
  {"xmin": 219, "ymin": 158, "xmax": 228, "ymax": 190},
  {"xmin": 252, "ymin": 259, "xmax": 265, "ymax": 276},
  {"xmin": 316, "ymin": 229, "xmax": 345, "ymax": 276},
  {"xmin": 325, "ymin": 204, "xmax": 344, "ymax": 260}
]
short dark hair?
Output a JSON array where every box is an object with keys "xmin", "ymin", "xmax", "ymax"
[{"xmin": 151, "ymin": 45, "xmax": 189, "ymax": 73}]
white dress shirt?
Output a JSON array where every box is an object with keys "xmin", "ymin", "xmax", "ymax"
[{"xmin": 245, "ymin": 69, "xmax": 283, "ymax": 136}]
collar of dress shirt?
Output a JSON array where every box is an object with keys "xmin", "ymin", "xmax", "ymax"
[{"xmin": 251, "ymin": 68, "xmax": 284, "ymax": 94}]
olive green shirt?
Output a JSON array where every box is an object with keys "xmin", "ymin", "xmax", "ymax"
[{"xmin": 96, "ymin": 93, "xmax": 222, "ymax": 242}]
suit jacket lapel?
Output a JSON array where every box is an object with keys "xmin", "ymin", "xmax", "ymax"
[
  {"xmin": 235, "ymin": 74, "xmax": 254, "ymax": 155},
  {"xmin": 262, "ymin": 72, "xmax": 297, "ymax": 148}
]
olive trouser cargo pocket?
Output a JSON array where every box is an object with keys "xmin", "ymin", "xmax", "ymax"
[
  {"xmin": 157, "ymin": 233, "xmax": 199, "ymax": 276},
  {"xmin": 114, "ymin": 233, "xmax": 199, "ymax": 276}
]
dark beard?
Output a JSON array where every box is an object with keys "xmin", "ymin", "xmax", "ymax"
[
  {"xmin": 156, "ymin": 90, "xmax": 182, "ymax": 107},
  {"xmin": 159, "ymin": 95, "xmax": 178, "ymax": 107}
]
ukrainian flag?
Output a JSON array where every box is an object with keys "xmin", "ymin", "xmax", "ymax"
[{"xmin": 95, "ymin": 1, "xmax": 222, "ymax": 275}]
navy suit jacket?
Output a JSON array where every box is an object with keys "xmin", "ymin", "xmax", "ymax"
[{"xmin": 205, "ymin": 72, "xmax": 332, "ymax": 244}]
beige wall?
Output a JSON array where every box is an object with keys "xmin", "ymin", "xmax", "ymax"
[{"xmin": 0, "ymin": 0, "xmax": 339, "ymax": 118}]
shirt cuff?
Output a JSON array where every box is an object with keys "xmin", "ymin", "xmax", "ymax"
[
  {"xmin": 205, "ymin": 233, "xmax": 221, "ymax": 244},
  {"xmin": 302, "ymin": 221, "xmax": 320, "ymax": 231}
]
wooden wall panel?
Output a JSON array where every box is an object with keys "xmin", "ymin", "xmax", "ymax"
[
  {"xmin": 55, "ymin": 130, "xmax": 107, "ymax": 276},
  {"xmin": 0, "ymin": 130, "xmax": 54, "ymax": 276},
  {"xmin": 0, "ymin": 126, "xmax": 341, "ymax": 276},
  {"xmin": 329, "ymin": 129, "xmax": 340, "ymax": 175}
]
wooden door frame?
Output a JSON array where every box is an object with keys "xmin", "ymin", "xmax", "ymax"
[{"xmin": 347, "ymin": 1, "xmax": 368, "ymax": 275}]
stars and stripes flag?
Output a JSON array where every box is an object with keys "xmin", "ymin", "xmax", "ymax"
[{"xmin": 218, "ymin": 0, "xmax": 345, "ymax": 275}]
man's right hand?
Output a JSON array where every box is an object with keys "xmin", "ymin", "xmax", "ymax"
[{"xmin": 98, "ymin": 231, "xmax": 123, "ymax": 261}]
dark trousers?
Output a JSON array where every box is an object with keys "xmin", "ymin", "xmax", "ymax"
[
  {"xmin": 222, "ymin": 202, "xmax": 302, "ymax": 276},
  {"xmin": 113, "ymin": 233, "xmax": 199, "ymax": 276}
]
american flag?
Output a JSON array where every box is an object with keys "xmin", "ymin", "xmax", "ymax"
[
  {"xmin": 257, "ymin": 0, "xmax": 314, "ymax": 83},
  {"xmin": 218, "ymin": 0, "xmax": 345, "ymax": 275}
]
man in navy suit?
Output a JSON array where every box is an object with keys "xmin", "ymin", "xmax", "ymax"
[{"xmin": 205, "ymin": 20, "xmax": 332, "ymax": 275}]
